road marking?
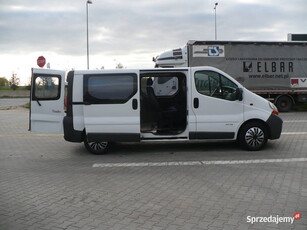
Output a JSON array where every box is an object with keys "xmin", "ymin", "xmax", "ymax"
[
  {"xmin": 281, "ymin": 132, "xmax": 307, "ymax": 135},
  {"xmin": 92, "ymin": 158, "xmax": 307, "ymax": 168},
  {"xmin": 284, "ymin": 120, "xmax": 307, "ymax": 123}
]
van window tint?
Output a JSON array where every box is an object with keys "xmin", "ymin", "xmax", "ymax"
[
  {"xmin": 84, "ymin": 74, "xmax": 137, "ymax": 104},
  {"xmin": 195, "ymin": 71, "xmax": 238, "ymax": 101},
  {"xmin": 33, "ymin": 76, "xmax": 60, "ymax": 100}
]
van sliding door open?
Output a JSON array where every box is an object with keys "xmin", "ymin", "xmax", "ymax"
[{"xmin": 29, "ymin": 68, "xmax": 65, "ymax": 134}]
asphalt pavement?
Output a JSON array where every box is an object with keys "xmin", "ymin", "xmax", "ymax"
[
  {"xmin": 0, "ymin": 98, "xmax": 29, "ymax": 109},
  {"xmin": 0, "ymin": 99, "xmax": 306, "ymax": 230}
]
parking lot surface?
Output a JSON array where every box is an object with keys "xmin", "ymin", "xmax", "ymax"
[
  {"xmin": 0, "ymin": 103, "xmax": 306, "ymax": 230},
  {"xmin": 0, "ymin": 98, "xmax": 29, "ymax": 109}
]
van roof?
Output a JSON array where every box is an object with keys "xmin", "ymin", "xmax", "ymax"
[{"xmin": 72, "ymin": 67, "xmax": 190, "ymax": 75}]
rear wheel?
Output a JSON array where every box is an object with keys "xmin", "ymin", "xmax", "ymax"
[
  {"xmin": 276, "ymin": 96, "xmax": 293, "ymax": 112},
  {"xmin": 238, "ymin": 122, "xmax": 268, "ymax": 151},
  {"xmin": 84, "ymin": 137, "xmax": 110, "ymax": 154}
]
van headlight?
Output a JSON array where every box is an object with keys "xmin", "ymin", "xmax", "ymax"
[{"xmin": 268, "ymin": 102, "xmax": 279, "ymax": 115}]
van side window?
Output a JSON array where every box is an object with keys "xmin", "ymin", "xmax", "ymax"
[
  {"xmin": 84, "ymin": 74, "xmax": 137, "ymax": 104},
  {"xmin": 33, "ymin": 75, "xmax": 61, "ymax": 100},
  {"xmin": 195, "ymin": 71, "xmax": 238, "ymax": 101}
]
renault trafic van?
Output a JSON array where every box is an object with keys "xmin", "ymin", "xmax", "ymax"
[{"xmin": 29, "ymin": 66, "xmax": 282, "ymax": 154}]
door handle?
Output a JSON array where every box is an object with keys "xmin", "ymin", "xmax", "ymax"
[
  {"xmin": 193, "ymin": 98, "xmax": 199, "ymax": 109},
  {"xmin": 132, "ymin": 99, "xmax": 138, "ymax": 110},
  {"xmin": 52, "ymin": 109, "xmax": 61, "ymax": 113}
]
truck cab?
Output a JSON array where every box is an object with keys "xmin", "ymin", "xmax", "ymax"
[{"xmin": 30, "ymin": 66, "xmax": 282, "ymax": 154}]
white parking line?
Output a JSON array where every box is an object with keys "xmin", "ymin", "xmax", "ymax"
[
  {"xmin": 92, "ymin": 158, "xmax": 307, "ymax": 168},
  {"xmin": 281, "ymin": 132, "xmax": 307, "ymax": 135},
  {"xmin": 283, "ymin": 120, "xmax": 307, "ymax": 123}
]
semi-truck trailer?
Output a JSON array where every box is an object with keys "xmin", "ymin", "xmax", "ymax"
[{"xmin": 154, "ymin": 40, "xmax": 307, "ymax": 112}]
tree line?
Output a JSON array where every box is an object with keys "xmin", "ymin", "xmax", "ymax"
[{"xmin": 0, "ymin": 73, "xmax": 24, "ymax": 90}]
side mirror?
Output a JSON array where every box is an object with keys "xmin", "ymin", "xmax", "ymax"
[{"xmin": 235, "ymin": 88, "xmax": 243, "ymax": 101}]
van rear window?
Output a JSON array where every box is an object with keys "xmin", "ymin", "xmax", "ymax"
[
  {"xmin": 84, "ymin": 74, "xmax": 137, "ymax": 104},
  {"xmin": 33, "ymin": 75, "xmax": 61, "ymax": 100}
]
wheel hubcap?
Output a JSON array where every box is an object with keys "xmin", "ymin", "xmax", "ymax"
[
  {"xmin": 89, "ymin": 142, "xmax": 108, "ymax": 151},
  {"xmin": 245, "ymin": 127, "xmax": 264, "ymax": 147},
  {"xmin": 281, "ymin": 101, "xmax": 288, "ymax": 108}
]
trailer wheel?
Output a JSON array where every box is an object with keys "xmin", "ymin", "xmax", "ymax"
[
  {"xmin": 238, "ymin": 121, "xmax": 268, "ymax": 151},
  {"xmin": 84, "ymin": 138, "xmax": 110, "ymax": 154},
  {"xmin": 276, "ymin": 96, "xmax": 293, "ymax": 112}
]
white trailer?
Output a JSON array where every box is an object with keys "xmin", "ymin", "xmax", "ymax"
[{"xmin": 154, "ymin": 40, "xmax": 307, "ymax": 112}]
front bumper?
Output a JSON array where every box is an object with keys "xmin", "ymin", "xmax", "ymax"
[{"xmin": 266, "ymin": 113, "xmax": 283, "ymax": 140}]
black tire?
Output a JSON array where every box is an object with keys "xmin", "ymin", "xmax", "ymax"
[
  {"xmin": 238, "ymin": 122, "xmax": 268, "ymax": 151},
  {"xmin": 275, "ymin": 96, "xmax": 293, "ymax": 112},
  {"xmin": 84, "ymin": 137, "xmax": 110, "ymax": 154}
]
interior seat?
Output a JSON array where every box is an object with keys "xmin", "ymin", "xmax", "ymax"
[{"xmin": 146, "ymin": 78, "xmax": 178, "ymax": 132}]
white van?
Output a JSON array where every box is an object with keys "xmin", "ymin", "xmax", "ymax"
[{"xmin": 29, "ymin": 66, "xmax": 283, "ymax": 154}]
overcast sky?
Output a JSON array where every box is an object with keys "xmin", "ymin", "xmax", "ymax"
[{"xmin": 0, "ymin": 0, "xmax": 306, "ymax": 85}]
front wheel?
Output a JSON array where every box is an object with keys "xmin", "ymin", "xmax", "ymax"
[
  {"xmin": 84, "ymin": 138, "xmax": 110, "ymax": 154},
  {"xmin": 238, "ymin": 122, "xmax": 268, "ymax": 151}
]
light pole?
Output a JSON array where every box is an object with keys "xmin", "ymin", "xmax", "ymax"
[
  {"xmin": 214, "ymin": 2, "xmax": 218, "ymax": 40},
  {"xmin": 86, "ymin": 0, "xmax": 92, "ymax": 69}
]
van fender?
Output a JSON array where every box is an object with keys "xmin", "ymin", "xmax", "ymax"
[{"xmin": 237, "ymin": 114, "xmax": 282, "ymax": 141}]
